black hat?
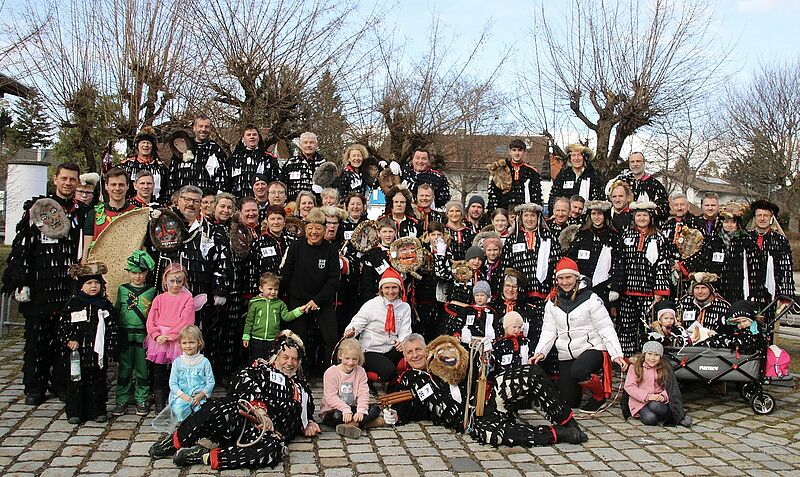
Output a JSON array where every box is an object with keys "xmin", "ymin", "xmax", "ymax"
[
  {"xmin": 467, "ymin": 195, "xmax": 485, "ymax": 208},
  {"xmin": 751, "ymin": 199, "xmax": 779, "ymax": 216},
  {"xmin": 465, "ymin": 245, "xmax": 485, "ymax": 261},
  {"xmin": 252, "ymin": 173, "xmax": 270, "ymax": 187},
  {"xmin": 727, "ymin": 300, "xmax": 757, "ymax": 321},
  {"xmin": 134, "ymin": 125, "xmax": 158, "ymax": 147},
  {"xmin": 654, "ymin": 300, "xmax": 677, "ymax": 320}
]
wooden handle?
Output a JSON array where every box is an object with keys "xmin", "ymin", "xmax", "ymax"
[{"xmin": 378, "ymin": 390, "xmax": 414, "ymax": 406}]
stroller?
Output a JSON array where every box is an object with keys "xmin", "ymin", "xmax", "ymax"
[{"xmin": 663, "ymin": 295, "xmax": 797, "ymax": 415}]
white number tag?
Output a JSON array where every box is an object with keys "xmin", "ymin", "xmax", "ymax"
[
  {"xmin": 625, "ymin": 237, "xmax": 635, "ymax": 246},
  {"xmin": 683, "ymin": 310, "xmax": 696, "ymax": 323},
  {"xmin": 712, "ymin": 252, "xmax": 725, "ymax": 263},
  {"xmin": 231, "ymin": 167, "xmax": 242, "ymax": 177},
  {"xmin": 70, "ymin": 310, "xmax": 88, "ymax": 323},
  {"xmin": 501, "ymin": 354, "xmax": 513, "ymax": 365},
  {"xmin": 261, "ymin": 246, "xmax": 277, "ymax": 257},
  {"xmin": 466, "ymin": 314, "xmax": 475, "ymax": 326},
  {"xmin": 343, "ymin": 231, "xmax": 353, "ymax": 240},
  {"xmin": 563, "ymin": 180, "xmax": 574, "ymax": 189},
  {"xmin": 289, "ymin": 171, "xmax": 301, "ymax": 180},
  {"xmin": 375, "ymin": 261, "xmax": 389, "ymax": 274},
  {"xmin": 417, "ymin": 383, "xmax": 434, "ymax": 401},
  {"xmin": 41, "ymin": 234, "xmax": 58, "ymax": 244},
  {"xmin": 512, "ymin": 242, "xmax": 526, "ymax": 254},
  {"xmin": 269, "ymin": 371, "xmax": 285, "ymax": 386},
  {"xmin": 578, "ymin": 249, "xmax": 591, "ymax": 260}
]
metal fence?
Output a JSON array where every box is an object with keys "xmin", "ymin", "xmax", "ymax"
[{"xmin": 0, "ymin": 293, "xmax": 22, "ymax": 337}]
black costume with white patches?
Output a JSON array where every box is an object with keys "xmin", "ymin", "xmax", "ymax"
[
  {"xmin": 446, "ymin": 226, "xmax": 475, "ymax": 261},
  {"xmin": 614, "ymin": 172, "xmax": 669, "ymax": 225},
  {"xmin": 281, "ymin": 152, "xmax": 326, "ymax": 199},
  {"xmin": 566, "ymin": 225, "xmax": 617, "ymax": 302},
  {"xmin": 401, "ymin": 165, "xmax": 451, "ymax": 208},
  {"xmin": 443, "ymin": 302, "xmax": 497, "ymax": 342},
  {"xmin": 700, "ymin": 231, "xmax": 766, "ymax": 303},
  {"xmin": 173, "ymin": 361, "xmax": 313, "ymax": 470},
  {"xmin": 678, "ymin": 294, "xmax": 730, "ymax": 332},
  {"xmin": 502, "ymin": 226, "xmax": 561, "ymax": 300},
  {"xmin": 548, "ymin": 165, "xmax": 605, "ymax": 214},
  {"xmin": 487, "ymin": 160, "xmax": 542, "ymax": 211},
  {"xmin": 751, "ymin": 230, "xmax": 795, "ymax": 300},
  {"xmin": 228, "ymin": 147, "xmax": 281, "ymax": 198},
  {"xmin": 165, "ymin": 139, "xmax": 230, "ymax": 198},
  {"xmin": 119, "ymin": 157, "xmax": 170, "ymax": 203},
  {"xmin": 491, "ymin": 335, "xmax": 531, "ymax": 375},
  {"xmin": 2, "ymin": 195, "xmax": 83, "ymax": 398},
  {"xmin": 334, "ymin": 165, "xmax": 369, "ymax": 199}
]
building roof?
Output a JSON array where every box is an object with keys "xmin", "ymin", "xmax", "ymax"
[
  {"xmin": 12, "ymin": 148, "xmax": 54, "ymax": 163},
  {"xmin": 0, "ymin": 73, "xmax": 33, "ymax": 99},
  {"xmin": 435, "ymin": 133, "xmax": 550, "ymax": 175}
]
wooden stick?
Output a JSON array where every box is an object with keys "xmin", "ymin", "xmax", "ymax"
[{"xmin": 378, "ymin": 390, "xmax": 413, "ymax": 406}]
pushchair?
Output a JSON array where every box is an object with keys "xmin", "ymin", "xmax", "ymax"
[{"xmin": 663, "ymin": 295, "xmax": 797, "ymax": 415}]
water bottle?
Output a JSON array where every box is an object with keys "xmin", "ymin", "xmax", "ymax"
[{"xmin": 70, "ymin": 350, "xmax": 81, "ymax": 382}]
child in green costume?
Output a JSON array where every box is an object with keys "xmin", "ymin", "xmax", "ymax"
[
  {"xmin": 112, "ymin": 250, "xmax": 157, "ymax": 416},
  {"xmin": 242, "ymin": 272, "xmax": 304, "ymax": 361}
]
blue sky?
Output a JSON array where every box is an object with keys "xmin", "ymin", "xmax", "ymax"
[{"xmin": 388, "ymin": 0, "xmax": 800, "ymax": 85}]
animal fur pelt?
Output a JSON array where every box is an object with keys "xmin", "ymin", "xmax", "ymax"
[
  {"xmin": 30, "ymin": 197, "xmax": 71, "ymax": 239},
  {"xmin": 69, "ymin": 262, "xmax": 108, "ymax": 278},
  {"xmin": 312, "ymin": 162, "xmax": 339, "ymax": 188},
  {"xmin": 451, "ymin": 260, "xmax": 472, "ymax": 283},
  {"xmin": 229, "ymin": 213, "xmax": 253, "ymax": 259},
  {"xmin": 379, "ymin": 168, "xmax": 401, "ymax": 194},
  {"xmin": 677, "ymin": 227, "xmax": 704, "ymax": 259},
  {"xmin": 472, "ymin": 231, "xmax": 500, "ymax": 248},
  {"xmin": 558, "ymin": 224, "xmax": 580, "ymax": 252},
  {"xmin": 488, "ymin": 159, "xmax": 512, "ymax": 193}
]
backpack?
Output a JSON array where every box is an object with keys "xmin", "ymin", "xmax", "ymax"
[{"xmin": 766, "ymin": 345, "xmax": 791, "ymax": 378}]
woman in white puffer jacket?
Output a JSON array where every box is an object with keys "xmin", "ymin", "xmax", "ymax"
[{"xmin": 532, "ymin": 257, "xmax": 627, "ymax": 411}]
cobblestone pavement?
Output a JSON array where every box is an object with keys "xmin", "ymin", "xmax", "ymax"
[{"xmin": 1, "ymin": 329, "xmax": 799, "ymax": 477}]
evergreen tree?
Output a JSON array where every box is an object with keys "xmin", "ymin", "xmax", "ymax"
[
  {"xmin": 7, "ymin": 92, "xmax": 53, "ymax": 148},
  {"xmin": 303, "ymin": 70, "xmax": 348, "ymax": 161}
]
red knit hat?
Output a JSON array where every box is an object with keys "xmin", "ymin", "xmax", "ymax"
[
  {"xmin": 554, "ymin": 257, "xmax": 580, "ymax": 278},
  {"xmin": 379, "ymin": 268, "xmax": 406, "ymax": 300}
]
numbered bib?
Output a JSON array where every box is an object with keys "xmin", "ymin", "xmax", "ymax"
[
  {"xmin": 501, "ymin": 354, "xmax": 513, "ymax": 366},
  {"xmin": 512, "ymin": 242, "xmax": 526, "ymax": 254},
  {"xmin": 343, "ymin": 231, "xmax": 353, "ymax": 240},
  {"xmin": 261, "ymin": 246, "xmax": 277, "ymax": 257},
  {"xmin": 466, "ymin": 314, "xmax": 475, "ymax": 326},
  {"xmin": 289, "ymin": 171, "xmax": 301, "ymax": 180},
  {"xmin": 712, "ymin": 252, "xmax": 725, "ymax": 263},
  {"xmin": 563, "ymin": 180, "xmax": 574, "ymax": 189},
  {"xmin": 417, "ymin": 383, "xmax": 434, "ymax": 401},
  {"xmin": 270, "ymin": 370, "xmax": 286, "ymax": 386},
  {"xmin": 70, "ymin": 310, "xmax": 88, "ymax": 323},
  {"xmin": 624, "ymin": 237, "xmax": 635, "ymax": 246},
  {"xmin": 683, "ymin": 310, "xmax": 696, "ymax": 323},
  {"xmin": 231, "ymin": 167, "xmax": 242, "ymax": 177},
  {"xmin": 375, "ymin": 261, "xmax": 389, "ymax": 274},
  {"xmin": 577, "ymin": 249, "xmax": 591, "ymax": 260}
]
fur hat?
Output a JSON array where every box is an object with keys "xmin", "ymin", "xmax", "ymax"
[
  {"xmin": 311, "ymin": 162, "xmax": 339, "ymax": 193},
  {"xmin": 691, "ymin": 271, "xmax": 719, "ymax": 293},
  {"xmin": 555, "ymin": 257, "xmax": 580, "ymax": 278},
  {"xmin": 564, "ymin": 143, "xmax": 595, "ymax": 161},
  {"xmin": 585, "ymin": 200, "xmax": 612, "ymax": 211},
  {"xmin": 472, "ymin": 230, "xmax": 500, "ymax": 248},
  {"xmin": 134, "ymin": 125, "xmax": 158, "ymax": 147},
  {"xmin": 472, "ymin": 280, "xmax": 491, "ymax": 297},
  {"xmin": 642, "ymin": 341, "xmax": 664, "ymax": 357},
  {"xmin": 502, "ymin": 311, "xmax": 524, "ymax": 330},
  {"xmin": 514, "ymin": 203, "xmax": 542, "ymax": 214},
  {"xmin": 304, "ymin": 208, "xmax": 326, "ymax": 226},
  {"xmin": 465, "ymin": 245, "xmax": 485, "ymax": 262},
  {"xmin": 79, "ymin": 172, "xmax": 101, "ymax": 187},
  {"xmin": 379, "ymin": 167, "xmax": 401, "ymax": 194},
  {"xmin": 284, "ymin": 216, "xmax": 305, "ymax": 238},
  {"xmin": 70, "ymin": 261, "xmax": 108, "ymax": 279},
  {"xmin": 630, "ymin": 201, "xmax": 657, "ymax": 211},
  {"xmin": 320, "ymin": 205, "xmax": 347, "ymax": 221},
  {"xmin": 719, "ymin": 202, "xmax": 748, "ymax": 220},
  {"xmin": 558, "ymin": 224, "xmax": 581, "ymax": 252}
]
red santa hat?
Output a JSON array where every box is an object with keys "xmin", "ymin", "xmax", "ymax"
[
  {"xmin": 554, "ymin": 257, "xmax": 580, "ymax": 278},
  {"xmin": 379, "ymin": 267, "xmax": 406, "ymax": 301}
]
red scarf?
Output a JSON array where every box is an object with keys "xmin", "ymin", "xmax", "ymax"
[
  {"xmin": 504, "ymin": 300, "xmax": 515, "ymax": 313},
  {"xmin": 524, "ymin": 230, "xmax": 536, "ymax": 249},
  {"xmin": 385, "ymin": 303, "xmax": 396, "ymax": 334}
]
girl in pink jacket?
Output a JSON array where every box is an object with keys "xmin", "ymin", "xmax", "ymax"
[
  {"xmin": 624, "ymin": 341, "xmax": 673, "ymax": 425},
  {"xmin": 145, "ymin": 264, "xmax": 197, "ymax": 410}
]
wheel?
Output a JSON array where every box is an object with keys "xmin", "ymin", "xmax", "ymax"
[
  {"xmin": 739, "ymin": 382, "xmax": 756, "ymax": 402},
  {"xmin": 751, "ymin": 393, "xmax": 775, "ymax": 415}
]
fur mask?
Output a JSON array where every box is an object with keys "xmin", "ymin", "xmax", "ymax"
[
  {"xmin": 350, "ymin": 220, "xmax": 380, "ymax": 252},
  {"xmin": 677, "ymin": 226, "xmax": 704, "ymax": 259},
  {"xmin": 149, "ymin": 208, "xmax": 186, "ymax": 252},
  {"xmin": 311, "ymin": 162, "xmax": 339, "ymax": 193},
  {"xmin": 30, "ymin": 197, "xmax": 71, "ymax": 239},
  {"xmin": 379, "ymin": 168, "xmax": 401, "ymax": 194},
  {"xmin": 487, "ymin": 159, "xmax": 512, "ymax": 193},
  {"xmin": 390, "ymin": 236, "xmax": 425, "ymax": 279},
  {"xmin": 427, "ymin": 335, "xmax": 468, "ymax": 385},
  {"xmin": 284, "ymin": 216, "xmax": 305, "ymax": 238},
  {"xmin": 558, "ymin": 224, "xmax": 580, "ymax": 252},
  {"xmin": 451, "ymin": 260, "xmax": 472, "ymax": 283}
]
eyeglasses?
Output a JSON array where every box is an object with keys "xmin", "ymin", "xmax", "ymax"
[{"xmin": 181, "ymin": 196, "xmax": 201, "ymax": 204}]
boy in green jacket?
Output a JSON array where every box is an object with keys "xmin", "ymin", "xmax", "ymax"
[
  {"xmin": 243, "ymin": 272, "xmax": 304, "ymax": 360},
  {"xmin": 113, "ymin": 251, "xmax": 157, "ymax": 416}
]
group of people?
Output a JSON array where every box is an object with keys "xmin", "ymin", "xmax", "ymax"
[{"xmin": 1, "ymin": 116, "xmax": 793, "ymax": 470}]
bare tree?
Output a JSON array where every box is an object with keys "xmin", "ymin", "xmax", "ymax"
[
  {"xmin": 347, "ymin": 16, "xmax": 509, "ymax": 167},
  {"xmin": 186, "ymin": 0, "xmax": 376, "ymax": 152},
  {"xmin": 720, "ymin": 58, "xmax": 800, "ymax": 229},
  {"xmin": 518, "ymin": 0, "xmax": 728, "ymax": 176},
  {"xmin": 13, "ymin": 0, "xmax": 191, "ymax": 169}
]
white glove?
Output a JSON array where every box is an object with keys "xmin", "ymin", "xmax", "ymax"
[
  {"xmin": 15, "ymin": 286, "xmax": 31, "ymax": 303},
  {"xmin": 378, "ymin": 160, "xmax": 388, "ymax": 169},
  {"xmin": 213, "ymin": 296, "xmax": 227, "ymax": 306},
  {"xmin": 482, "ymin": 337, "xmax": 493, "ymax": 351},
  {"xmin": 389, "ymin": 161, "xmax": 401, "ymax": 175},
  {"xmin": 460, "ymin": 327, "xmax": 472, "ymax": 344},
  {"xmin": 608, "ymin": 291, "xmax": 620, "ymax": 302},
  {"xmin": 383, "ymin": 408, "xmax": 397, "ymax": 425}
]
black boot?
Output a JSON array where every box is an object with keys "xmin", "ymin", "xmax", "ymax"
[
  {"xmin": 153, "ymin": 389, "xmax": 166, "ymax": 411},
  {"xmin": 149, "ymin": 433, "xmax": 177, "ymax": 459},
  {"xmin": 554, "ymin": 421, "xmax": 589, "ymax": 444},
  {"xmin": 173, "ymin": 445, "xmax": 209, "ymax": 466}
]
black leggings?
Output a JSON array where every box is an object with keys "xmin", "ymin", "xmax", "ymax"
[
  {"xmin": 557, "ymin": 349, "xmax": 605, "ymax": 408},
  {"xmin": 322, "ymin": 404, "xmax": 381, "ymax": 427},
  {"xmin": 364, "ymin": 349, "xmax": 403, "ymax": 382},
  {"xmin": 639, "ymin": 401, "xmax": 669, "ymax": 425}
]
